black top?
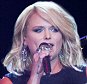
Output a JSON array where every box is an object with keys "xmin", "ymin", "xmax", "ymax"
[{"xmin": 5, "ymin": 66, "xmax": 87, "ymax": 84}]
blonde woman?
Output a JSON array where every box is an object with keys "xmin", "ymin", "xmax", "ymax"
[{"xmin": 0, "ymin": 1, "xmax": 87, "ymax": 84}]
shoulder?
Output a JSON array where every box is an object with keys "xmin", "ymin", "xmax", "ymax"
[
  {"xmin": 0, "ymin": 71, "xmax": 30, "ymax": 84},
  {"xmin": 64, "ymin": 66, "xmax": 87, "ymax": 76},
  {"xmin": 0, "ymin": 77, "xmax": 12, "ymax": 84},
  {"xmin": 0, "ymin": 73, "xmax": 17, "ymax": 84},
  {"xmin": 86, "ymin": 67, "xmax": 87, "ymax": 77},
  {"xmin": 64, "ymin": 66, "xmax": 87, "ymax": 82}
]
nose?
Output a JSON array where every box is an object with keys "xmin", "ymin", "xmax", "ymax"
[{"xmin": 44, "ymin": 29, "xmax": 51, "ymax": 40}]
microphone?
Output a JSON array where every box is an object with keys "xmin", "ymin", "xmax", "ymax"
[{"xmin": 38, "ymin": 42, "xmax": 52, "ymax": 76}]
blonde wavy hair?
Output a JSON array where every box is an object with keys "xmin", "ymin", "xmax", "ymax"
[{"xmin": 3, "ymin": 1, "xmax": 86, "ymax": 75}]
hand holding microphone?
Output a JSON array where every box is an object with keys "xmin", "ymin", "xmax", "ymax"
[
  {"xmin": 31, "ymin": 42, "xmax": 52, "ymax": 79},
  {"xmin": 37, "ymin": 42, "xmax": 53, "ymax": 76}
]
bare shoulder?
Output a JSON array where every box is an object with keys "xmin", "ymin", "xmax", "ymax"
[
  {"xmin": 0, "ymin": 77, "xmax": 12, "ymax": 84},
  {"xmin": 86, "ymin": 67, "xmax": 87, "ymax": 77}
]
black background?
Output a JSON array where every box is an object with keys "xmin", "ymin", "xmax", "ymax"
[{"xmin": 0, "ymin": 0, "xmax": 87, "ymax": 78}]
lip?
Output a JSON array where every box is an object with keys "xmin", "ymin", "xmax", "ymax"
[
  {"xmin": 39, "ymin": 42, "xmax": 54, "ymax": 50},
  {"xmin": 39, "ymin": 42, "xmax": 54, "ymax": 46}
]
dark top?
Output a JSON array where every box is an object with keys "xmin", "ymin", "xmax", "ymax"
[{"xmin": 5, "ymin": 66, "xmax": 87, "ymax": 84}]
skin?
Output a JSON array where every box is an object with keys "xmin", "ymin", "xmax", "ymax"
[
  {"xmin": 24, "ymin": 12, "xmax": 63, "ymax": 84},
  {"xmin": 0, "ymin": 12, "xmax": 87, "ymax": 84},
  {"xmin": 0, "ymin": 12, "xmax": 63, "ymax": 84},
  {"xmin": 0, "ymin": 77, "xmax": 12, "ymax": 84},
  {"xmin": 24, "ymin": 12, "xmax": 63, "ymax": 59}
]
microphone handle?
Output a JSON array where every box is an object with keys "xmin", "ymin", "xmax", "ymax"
[{"xmin": 42, "ymin": 55, "xmax": 51, "ymax": 76}]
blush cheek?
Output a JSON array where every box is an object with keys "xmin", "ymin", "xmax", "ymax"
[{"xmin": 26, "ymin": 38, "xmax": 36, "ymax": 54}]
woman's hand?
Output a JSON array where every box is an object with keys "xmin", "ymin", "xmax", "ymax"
[{"xmin": 27, "ymin": 51, "xmax": 49, "ymax": 84}]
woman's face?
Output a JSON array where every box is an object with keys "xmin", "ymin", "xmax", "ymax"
[{"xmin": 24, "ymin": 13, "xmax": 63, "ymax": 60}]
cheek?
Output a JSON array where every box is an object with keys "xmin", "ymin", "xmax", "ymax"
[
  {"xmin": 54, "ymin": 33, "xmax": 63, "ymax": 53},
  {"xmin": 56, "ymin": 38, "xmax": 62, "ymax": 51},
  {"xmin": 25, "ymin": 35, "xmax": 37, "ymax": 54},
  {"xmin": 25, "ymin": 33, "xmax": 42, "ymax": 54},
  {"xmin": 50, "ymin": 34, "xmax": 62, "ymax": 60}
]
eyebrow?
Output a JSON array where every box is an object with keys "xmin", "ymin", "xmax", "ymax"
[
  {"xmin": 32, "ymin": 26, "xmax": 45, "ymax": 29},
  {"xmin": 32, "ymin": 25, "xmax": 56, "ymax": 29}
]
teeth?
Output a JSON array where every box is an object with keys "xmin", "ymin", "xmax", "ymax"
[
  {"xmin": 48, "ymin": 43, "xmax": 54, "ymax": 48},
  {"xmin": 48, "ymin": 43, "xmax": 54, "ymax": 47},
  {"xmin": 38, "ymin": 43, "xmax": 54, "ymax": 51}
]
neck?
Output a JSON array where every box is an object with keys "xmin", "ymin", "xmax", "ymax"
[{"xmin": 50, "ymin": 56, "xmax": 63, "ymax": 74}]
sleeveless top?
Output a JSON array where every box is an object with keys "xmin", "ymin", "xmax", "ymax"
[{"xmin": 5, "ymin": 66, "xmax": 87, "ymax": 84}]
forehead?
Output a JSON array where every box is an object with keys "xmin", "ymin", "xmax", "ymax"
[{"xmin": 26, "ymin": 12, "xmax": 52, "ymax": 28}]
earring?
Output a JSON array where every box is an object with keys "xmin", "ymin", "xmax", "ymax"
[
  {"xmin": 58, "ymin": 50, "xmax": 64, "ymax": 61},
  {"xmin": 21, "ymin": 44, "xmax": 29, "ymax": 62}
]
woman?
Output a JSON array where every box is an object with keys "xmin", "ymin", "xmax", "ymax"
[{"xmin": 0, "ymin": 1, "xmax": 87, "ymax": 84}]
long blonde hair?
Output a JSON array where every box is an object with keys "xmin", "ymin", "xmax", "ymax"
[{"xmin": 3, "ymin": 1, "xmax": 86, "ymax": 75}]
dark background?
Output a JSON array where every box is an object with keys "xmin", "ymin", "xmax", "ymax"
[{"xmin": 0, "ymin": 0, "xmax": 87, "ymax": 78}]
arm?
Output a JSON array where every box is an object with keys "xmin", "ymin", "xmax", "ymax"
[
  {"xmin": 27, "ymin": 74, "xmax": 42, "ymax": 84},
  {"xmin": 0, "ymin": 77, "xmax": 12, "ymax": 84},
  {"xmin": 27, "ymin": 53, "xmax": 43, "ymax": 84}
]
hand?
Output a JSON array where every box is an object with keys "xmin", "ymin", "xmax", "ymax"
[{"xmin": 27, "ymin": 51, "xmax": 49, "ymax": 84}]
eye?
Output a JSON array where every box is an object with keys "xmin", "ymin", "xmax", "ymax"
[
  {"xmin": 33, "ymin": 26, "xmax": 44, "ymax": 33},
  {"xmin": 50, "ymin": 26, "xmax": 59, "ymax": 32}
]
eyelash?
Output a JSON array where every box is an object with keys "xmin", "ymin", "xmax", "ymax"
[
  {"xmin": 33, "ymin": 28, "xmax": 43, "ymax": 33},
  {"xmin": 33, "ymin": 26, "xmax": 59, "ymax": 33},
  {"xmin": 50, "ymin": 27, "xmax": 59, "ymax": 32}
]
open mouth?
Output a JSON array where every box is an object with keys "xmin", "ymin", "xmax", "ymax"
[{"xmin": 39, "ymin": 42, "xmax": 54, "ymax": 51}]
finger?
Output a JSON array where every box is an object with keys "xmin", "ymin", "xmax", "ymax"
[
  {"xmin": 39, "ymin": 51, "xmax": 49, "ymax": 59},
  {"xmin": 33, "ymin": 53, "xmax": 39, "ymax": 62},
  {"xmin": 37, "ymin": 59, "xmax": 43, "ymax": 74}
]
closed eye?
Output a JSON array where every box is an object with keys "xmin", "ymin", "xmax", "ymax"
[{"xmin": 32, "ymin": 26, "xmax": 44, "ymax": 33}]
